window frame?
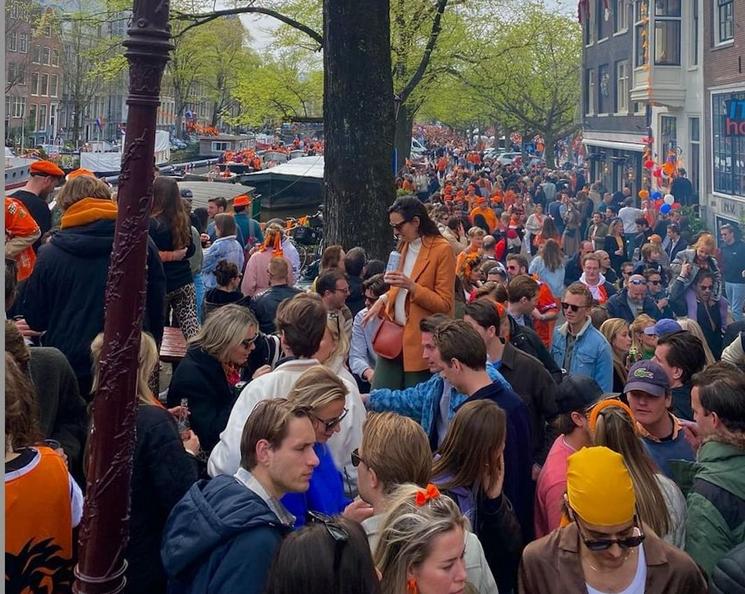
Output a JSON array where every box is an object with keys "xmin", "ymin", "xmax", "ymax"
[
  {"xmin": 18, "ymin": 32, "xmax": 28, "ymax": 53},
  {"xmin": 31, "ymin": 72, "xmax": 39, "ymax": 96},
  {"xmin": 598, "ymin": 64, "xmax": 611, "ymax": 114},
  {"xmin": 38, "ymin": 104, "xmax": 48, "ymax": 132},
  {"xmin": 40, "ymin": 73, "xmax": 49, "ymax": 97},
  {"xmin": 653, "ymin": 0, "xmax": 681, "ymax": 66},
  {"xmin": 634, "ymin": 0, "xmax": 649, "ymax": 68},
  {"xmin": 50, "ymin": 74, "xmax": 58, "ymax": 97},
  {"xmin": 212, "ymin": 141, "xmax": 229, "ymax": 152},
  {"xmin": 28, "ymin": 104, "xmax": 38, "ymax": 132},
  {"xmin": 8, "ymin": 31, "xmax": 18, "ymax": 52},
  {"xmin": 32, "ymin": 45, "xmax": 41, "ymax": 64},
  {"xmin": 614, "ymin": 0, "xmax": 629, "ymax": 33},
  {"xmin": 689, "ymin": 116, "xmax": 700, "ymax": 194},
  {"xmin": 711, "ymin": 90, "xmax": 745, "ymax": 197},
  {"xmin": 716, "ymin": 0, "xmax": 734, "ymax": 45},
  {"xmin": 616, "ymin": 60, "xmax": 630, "ymax": 114},
  {"xmin": 41, "ymin": 47, "xmax": 51, "ymax": 66}
]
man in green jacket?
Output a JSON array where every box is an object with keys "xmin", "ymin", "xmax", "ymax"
[{"xmin": 679, "ymin": 363, "xmax": 745, "ymax": 578}]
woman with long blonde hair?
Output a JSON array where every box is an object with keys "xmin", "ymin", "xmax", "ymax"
[
  {"xmin": 629, "ymin": 313, "xmax": 657, "ymax": 362},
  {"xmin": 375, "ymin": 483, "xmax": 476, "ymax": 594},
  {"xmin": 91, "ymin": 331, "xmax": 199, "ymax": 592},
  {"xmin": 600, "ymin": 318, "xmax": 632, "ymax": 392},
  {"xmin": 587, "ymin": 399, "xmax": 687, "ymax": 547}
]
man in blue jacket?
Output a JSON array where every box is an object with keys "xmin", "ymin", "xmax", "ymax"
[
  {"xmin": 551, "ymin": 282, "xmax": 614, "ymax": 392},
  {"xmin": 606, "ymin": 273, "xmax": 662, "ymax": 323},
  {"xmin": 161, "ymin": 399, "xmax": 319, "ymax": 594}
]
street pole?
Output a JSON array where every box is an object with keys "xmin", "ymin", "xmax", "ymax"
[{"xmin": 73, "ymin": 2, "xmax": 172, "ymax": 593}]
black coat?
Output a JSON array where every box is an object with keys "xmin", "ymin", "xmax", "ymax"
[
  {"xmin": 563, "ymin": 253, "xmax": 583, "ymax": 285},
  {"xmin": 22, "ymin": 218, "xmax": 165, "ymax": 387},
  {"xmin": 711, "ymin": 541, "xmax": 745, "ymax": 594},
  {"xmin": 148, "ymin": 217, "xmax": 195, "ymax": 293},
  {"xmin": 11, "ymin": 189, "xmax": 52, "ymax": 251},
  {"xmin": 508, "ymin": 316, "xmax": 563, "ymax": 384},
  {"xmin": 167, "ymin": 346, "xmax": 236, "ymax": 453},
  {"xmin": 345, "ymin": 275, "xmax": 365, "ymax": 317},
  {"xmin": 249, "ymin": 284, "xmax": 302, "ymax": 334},
  {"xmin": 604, "ymin": 235, "xmax": 626, "ymax": 274},
  {"xmin": 124, "ymin": 404, "xmax": 199, "ymax": 594}
]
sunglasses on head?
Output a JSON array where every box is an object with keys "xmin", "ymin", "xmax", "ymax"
[
  {"xmin": 307, "ymin": 510, "xmax": 349, "ymax": 570},
  {"xmin": 561, "ymin": 302, "xmax": 587, "ymax": 312},
  {"xmin": 576, "ymin": 516, "xmax": 645, "ymax": 552},
  {"xmin": 311, "ymin": 408, "xmax": 348, "ymax": 432},
  {"xmin": 629, "ymin": 279, "xmax": 647, "ymax": 286}
]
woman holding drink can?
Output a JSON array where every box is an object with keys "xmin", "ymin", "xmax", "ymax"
[{"xmin": 363, "ymin": 196, "xmax": 456, "ymax": 389}]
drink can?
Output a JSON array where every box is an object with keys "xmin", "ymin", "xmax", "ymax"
[{"xmin": 386, "ymin": 250, "xmax": 401, "ymax": 273}]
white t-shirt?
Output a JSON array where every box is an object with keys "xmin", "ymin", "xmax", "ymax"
[
  {"xmin": 618, "ymin": 207, "xmax": 643, "ymax": 234},
  {"xmin": 586, "ymin": 544, "xmax": 647, "ymax": 594},
  {"xmin": 394, "ymin": 238, "xmax": 422, "ymax": 325}
]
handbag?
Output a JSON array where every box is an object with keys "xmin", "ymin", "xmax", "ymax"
[{"xmin": 372, "ymin": 316, "xmax": 404, "ymax": 360}]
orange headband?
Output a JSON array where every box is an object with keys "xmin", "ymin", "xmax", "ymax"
[
  {"xmin": 587, "ymin": 399, "xmax": 637, "ymax": 434},
  {"xmin": 414, "ymin": 484, "xmax": 440, "ymax": 506}
]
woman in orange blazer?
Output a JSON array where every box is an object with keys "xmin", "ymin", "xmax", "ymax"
[{"xmin": 364, "ymin": 196, "xmax": 456, "ymax": 389}]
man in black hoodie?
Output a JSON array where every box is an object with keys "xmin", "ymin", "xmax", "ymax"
[
  {"xmin": 22, "ymin": 175, "xmax": 165, "ymax": 397},
  {"xmin": 161, "ymin": 398, "xmax": 319, "ymax": 594}
]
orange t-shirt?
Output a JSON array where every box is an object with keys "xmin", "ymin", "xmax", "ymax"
[
  {"xmin": 532, "ymin": 280, "xmax": 559, "ymax": 348},
  {"xmin": 6, "ymin": 447, "xmax": 75, "ymax": 590},
  {"xmin": 5, "ymin": 197, "xmax": 39, "ymax": 281}
]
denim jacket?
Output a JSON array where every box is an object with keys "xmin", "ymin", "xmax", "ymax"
[
  {"xmin": 202, "ymin": 236, "xmax": 245, "ymax": 289},
  {"xmin": 551, "ymin": 318, "xmax": 613, "ymax": 392},
  {"xmin": 367, "ymin": 364, "xmax": 512, "ymax": 436}
]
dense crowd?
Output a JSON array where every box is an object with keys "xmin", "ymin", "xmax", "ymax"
[{"xmin": 4, "ymin": 151, "xmax": 745, "ymax": 594}]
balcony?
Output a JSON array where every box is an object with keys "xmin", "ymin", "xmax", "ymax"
[{"xmin": 630, "ymin": 65, "xmax": 686, "ymax": 108}]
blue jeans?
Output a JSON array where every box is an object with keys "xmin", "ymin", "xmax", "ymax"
[
  {"xmin": 726, "ymin": 282, "xmax": 745, "ymax": 322},
  {"xmin": 193, "ymin": 273, "xmax": 205, "ymax": 322}
]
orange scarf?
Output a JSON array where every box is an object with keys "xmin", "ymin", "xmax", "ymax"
[
  {"xmin": 258, "ymin": 229, "xmax": 284, "ymax": 257},
  {"xmin": 60, "ymin": 197, "xmax": 118, "ymax": 229}
]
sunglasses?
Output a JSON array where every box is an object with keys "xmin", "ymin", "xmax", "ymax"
[
  {"xmin": 307, "ymin": 510, "xmax": 349, "ymax": 571},
  {"xmin": 700, "ymin": 285, "xmax": 713, "ymax": 291},
  {"xmin": 561, "ymin": 302, "xmax": 587, "ymax": 312},
  {"xmin": 648, "ymin": 280, "xmax": 661, "ymax": 285},
  {"xmin": 390, "ymin": 219, "xmax": 409, "ymax": 232},
  {"xmin": 240, "ymin": 335, "xmax": 258, "ymax": 348},
  {"xmin": 351, "ymin": 448, "xmax": 366, "ymax": 468},
  {"xmin": 310, "ymin": 408, "xmax": 348, "ymax": 432},
  {"xmin": 576, "ymin": 517, "xmax": 645, "ymax": 552},
  {"xmin": 629, "ymin": 279, "xmax": 647, "ymax": 286}
]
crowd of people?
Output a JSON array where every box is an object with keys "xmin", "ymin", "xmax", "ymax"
[{"xmin": 4, "ymin": 150, "xmax": 745, "ymax": 594}]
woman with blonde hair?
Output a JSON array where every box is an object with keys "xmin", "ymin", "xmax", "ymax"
[
  {"xmin": 432, "ymin": 400, "xmax": 522, "ymax": 594},
  {"xmin": 670, "ymin": 232, "xmax": 722, "ymax": 300},
  {"xmin": 91, "ymin": 332, "xmax": 199, "ymax": 593},
  {"xmin": 675, "ymin": 318, "xmax": 717, "ymax": 366},
  {"xmin": 241, "ymin": 223, "xmax": 295, "ymax": 296},
  {"xmin": 167, "ymin": 304, "xmax": 258, "ymax": 453},
  {"xmin": 587, "ymin": 399, "xmax": 687, "ymax": 547},
  {"xmin": 629, "ymin": 313, "xmax": 657, "ymax": 362},
  {"xmin": 375, "ymin": 483, "xmax": 475, "ymax": 594},
  {"xmin": 600, "ymin": 318, "xmax": 632, "ymax": 392}
]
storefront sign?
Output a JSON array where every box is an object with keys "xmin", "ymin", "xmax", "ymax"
[{"xmin": 725, "ymin": 99, "xmax": 745, "ymax": 135}]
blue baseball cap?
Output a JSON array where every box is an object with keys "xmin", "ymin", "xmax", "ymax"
[
  {"xmin": 643, "ymin": 318, "xmax": 682, "ymax": 337},
  {"xmin": 624, "ymin": 360, "xmax": 670, "ymax": 397}
]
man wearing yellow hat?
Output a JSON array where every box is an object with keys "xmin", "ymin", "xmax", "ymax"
[
  {"xmin": 10, "ymin": 160, "xmax": 65, "ymax": 250},
  {"xmin": 519, "ymin": 446, "xmax": 705, "ymax": 593}
]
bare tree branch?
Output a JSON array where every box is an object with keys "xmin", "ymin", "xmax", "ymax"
[{"xmin": 172, "ymin": 6, "xmax": 323, "ymax": 48}]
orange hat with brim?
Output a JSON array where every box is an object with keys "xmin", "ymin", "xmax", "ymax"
[
  {"xmin": 234, "ymin": 194, "xmax": 251, "ymax": 207},
  {"xmin": 66, "ymin": 168, "xmax": 95, "ymax": 181},
  {"xmin": 30, "ymin": 160, "xmax": 65, "ymax": 178}
]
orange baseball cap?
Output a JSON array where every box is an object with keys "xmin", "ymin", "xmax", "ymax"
[
  {"xmin": 233, "ymin": 194, "xmax": 251, "ymax": 207},
  {"xmin": 30, "ymin": 160, "xmax": 65, "ymax": 178}
]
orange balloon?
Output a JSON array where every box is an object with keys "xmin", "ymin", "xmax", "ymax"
[
  {"xmin": 638, "ymin": 189, "xmax": 649, "ymax": 200},
  {"xmin": 662, "ymin": 163, "xmax": 675, "ymax": 176}
]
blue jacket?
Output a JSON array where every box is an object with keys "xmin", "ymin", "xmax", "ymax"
[
  {"xmin": 606, "ymin": 288, "xmax": 663, "ymax": 323},
  {"xmin": 161, "ymin": 475, "xmax": 291, "ymax": 594},
  {"xmin": 202, "ymin": 236, "xmax": 245, "ymax": 289},
  {"xmin": 282, "ymin": 443, "xmax": 349, "ymax": 527},
  {"xmin": 367, "ymin": 363, "xmax": 512, "ymax": 438},
  {"xmin": 551, "ymin": 319, "xmax": 613, "ymax": 392}
]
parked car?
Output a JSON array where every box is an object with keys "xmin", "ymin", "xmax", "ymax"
[
  {"xmin": 496, "ymin": 152, "xmax": 522, "ymax": 165},
  {"xmin": 411, "ymin": 138, "xmax": 427, "ymax": 156}
]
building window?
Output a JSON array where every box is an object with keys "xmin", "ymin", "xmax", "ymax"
[
  {"xmin": 40, "ymin": 74, "xmax": 49, "ymax": 96},
  {"xmin": 12, "ymin": 96, "xmax": 26, "ymax": 118},
  {"xmin": 712, "ymin": 91, "xmax": 745, "ymax": 196},
  {"xmin": 689, "ymin": 117, "xmax": 700, "ymax": 193},
  {"xmin": 598, "ymin": 64, "xmax": 611, "ymax": 113},
  {"xmin": 616, "ymin": 60, "xmax": 629, "ymax": 113},
  {"xmin": 654, "ymin": 0, "xmax": 681, "ymax": 65},
  {"xmin": 212, "ymin": 141, "xmax": 229, "ymax": 152},
  {"xmin": 29, "ymin": 104, "xmax": 38, "ymax": 132},
  {"xmin": 660, "ymin": 115, "xmax": 677, "ymax": 156},
  {"xmin": 42, "ymin": 47, "xmax": 51, "ymax": 66},
  {"xmin": 586, "ymin": 69, "xmax": 596, "ymax": 115},
  {"xmin": 39, "ymin": 104, "xmax": 48, "ymax": 131},
  {"xmin": 50, "ymin": 74, "xmax": 58, "ymax": 97},
  {"xmin": 50, "ymin": 104, "xmax": 57, "ymax": 133},
  {"xmin": 634, "ymin": 0, "xmax": 649, "ymax": 67},
  {"xmin": 8, "ymin": 32, "xmax": 18, "ymax": 52},
  {"xmin": 32, "ymin": 45, "xmax": 41, "ymax": 64},
  {"xmin": 690, "ymin": 0, "xmax": 699, "ymax": 66},
  {"xmin": 31, "ymin": 72, "xmax": 39, "ymax": 95},
  {"xmin": 614, "ymin": 0, "xmax": 628, "ymax": 32},
  {"xmin": 597, "ymin": 0, "xmax": 611, "ymax": 39},
  {"xmin": 717, "ymin": 0, "xmax": 734, "ymax": 44},
  {"xmin": 51, "ymin": 49, "xmax": 59, "ymax": 67},
  {"xmin": 19, "ymin": 33, "xmax": 28, "ymax": 53},
  {"xmin": 10, "ymin": 1, "xmax": 20, "ymax": 18}
]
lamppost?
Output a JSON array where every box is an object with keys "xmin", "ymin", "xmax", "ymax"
[{"xmin": 73, "ymin": 1, "xmax": 172, "ymax": 592}]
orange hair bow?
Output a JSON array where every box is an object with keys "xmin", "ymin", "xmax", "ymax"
[{"xmin": 414, "ymin": 484, "xmax": 440, "ymax": 506}]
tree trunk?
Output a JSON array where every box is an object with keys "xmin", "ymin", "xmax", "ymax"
[
  {"xmin": 73, "ymin": 2, "xmax": 171, "ymax": 592},
  {"xmin": 175, "ymin": 112, "xmax": 184, "ymax": 139},
  {"xmin": 394, "ymin": 104, "xmax": 414, "ymax": 172},
  {"xmin": 543, "ymin": 133, "xmax": 555, "ymax": 168},
  {"xmin": 323, "ymin": 0, "xmax": 395, "ymax": 261}
]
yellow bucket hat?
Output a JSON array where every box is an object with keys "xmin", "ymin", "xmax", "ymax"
[{"xmin": 566, "ymin": 446, "xmax": 636, "ymax": 527}]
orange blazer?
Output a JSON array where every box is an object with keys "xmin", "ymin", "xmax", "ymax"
[{"xmin": 385, "ymin": 235, "xmax": 456, "ymax": 371}]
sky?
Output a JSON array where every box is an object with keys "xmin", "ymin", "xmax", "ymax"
[{"xmin": 237, "ymin": 0, "xmax": 575, "ymax": 52}]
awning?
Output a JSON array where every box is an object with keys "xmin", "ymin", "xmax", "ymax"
[{"xmin": 583, "ymin": 138, "xmax": 645, "ymax": 153}]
